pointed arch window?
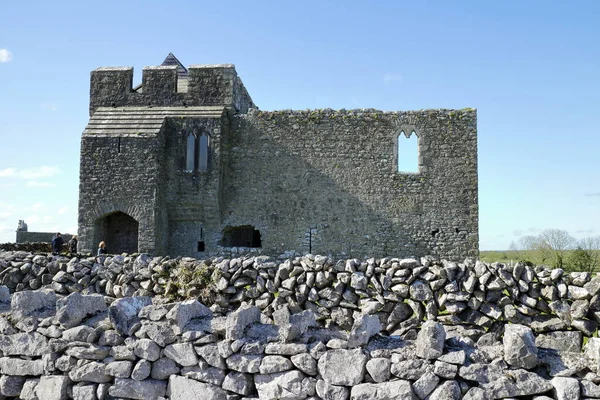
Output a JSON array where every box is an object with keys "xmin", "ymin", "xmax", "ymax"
[
  {"xmin": 186, "ymin": 133, "xmax": 196, "ymax": 171},
  {"xmin": 198, "ymin": 132, "xmax": 209, "ymax": 171},
  {"xmin": 185, "ymin": 131, "xmax": 210, "ymax": 172},
  {"xmin": 397, "ymin": 130, "xmax": 419, "ymax": 173}
]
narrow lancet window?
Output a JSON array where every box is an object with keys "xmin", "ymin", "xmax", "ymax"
[
  {"xmin": 186, "ymin": 133, "xmax": 195, "ymax": 171},
  {"xmin": 198, "ymin": 133, "xmax": 209, "ymax": 171},
  {"xmin": 397, "ymin": 130, "xmax": 419, "ymax": 173}
]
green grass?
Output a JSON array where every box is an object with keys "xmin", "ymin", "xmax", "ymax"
[{"xmin": 480, "ymin": 249, "xmax": 600, "ymax": 272}]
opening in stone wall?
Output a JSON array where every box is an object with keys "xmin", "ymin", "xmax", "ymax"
[
  {"xmin": 185, "ymin": 131, "xmax": 210, "ymax": 172},
  {"xmin": 397, "ymin": 130, "xmax": 419, "ymax": 173},
  {"xmin": 94, "ymin": 211, "xmax": 139, "ymax": 254},
  {"xmin": 219, "ymin": 225, "xmax": 262, "ymax": 248}
]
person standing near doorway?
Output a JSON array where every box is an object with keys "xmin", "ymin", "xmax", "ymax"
[{"xmin": 52, "ymin": 233, "xmax": 64, "ymax": 255}]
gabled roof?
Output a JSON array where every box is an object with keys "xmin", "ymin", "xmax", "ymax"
[
  {"xmin": 83, "ymin": 106, "xmax": 225, "ymax": 137},
  {"xmin": 161, "ymin": 52, "xmax": 188, "ymax": 79},
  {"xmin": 133, "ymin": 53, "xmax": 189, "ymax": 93}
]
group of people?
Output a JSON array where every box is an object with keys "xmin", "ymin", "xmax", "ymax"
[
  {"xmin": 51, "ymin": 233, "xmax": 78, "ymax": 255},
  {"xmin": 51, "ymin": 233, "xmax": 108, "ymax": 257}
]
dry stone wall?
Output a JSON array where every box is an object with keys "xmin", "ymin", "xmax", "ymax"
[{"xmin": 0, "ymin": 250, "xmax": 599, "ymax": 399}]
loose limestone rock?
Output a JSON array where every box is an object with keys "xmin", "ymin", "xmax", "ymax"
[
  {"xmin": 109, "ymin": 378, "xmax": 168, "ymax": 400},
  {"xmin": 416, "ymin": 321, "xmax": 445, "ymax": 359},
  {"xmin": 504, "ymin": 324, "xmax": 539, "ymax": 369},
  {"xmin": 56, "ymin": 293, "xmax": 107, "ymax": 328},
  {"xmin": 226, "ymin": 304, "xmax": 260, "ymax": 340},
  {"xmin": 36, "ymin": 376, "xmax": 71, "ymax": 400},
  {"xmin": 109, "ymin": 296, "xmax": 152, "ymax": 335},
  {"xmin": 318, "ymin": 348, "xmax": 367, "ymax": 386}
]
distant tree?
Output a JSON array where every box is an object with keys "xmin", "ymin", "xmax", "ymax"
[
  {"xmin": 535, "ymin": 229, "xmax": 576, "ymax": 269},
  {"xmin": 569, "ymin": 236, "xmax": 600, "ymax": 272}
]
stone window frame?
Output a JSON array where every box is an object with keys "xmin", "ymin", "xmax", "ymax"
[
  {"xmin": 184, "ymin": 130, "xmax": 211, "ymax": 172},
  {"xmin": 393, "ymin": 125, "xmax": 423, "ymax": 174}
]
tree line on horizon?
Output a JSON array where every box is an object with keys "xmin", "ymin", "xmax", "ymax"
[{"xmin": 506, "ymin": 229, "xmax": 600, "ymax": 272}]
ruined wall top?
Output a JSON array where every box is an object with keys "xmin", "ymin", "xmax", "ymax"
[{"xmin": 89, "ymin": 63, "xmax": 256, "ymax": 115}]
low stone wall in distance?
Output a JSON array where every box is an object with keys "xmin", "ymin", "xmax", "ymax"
[{"xmin": 0, "ymin": 251, "xmax": 599, "ymax": 398}]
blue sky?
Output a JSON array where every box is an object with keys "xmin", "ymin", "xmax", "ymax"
[{"xmin": 0, "ymin": 0, "xmax": 598, "ymax": 250}]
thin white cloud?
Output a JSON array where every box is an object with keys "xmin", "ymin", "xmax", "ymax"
[
  {"xmin": 26, "ymin": 181, "xmax": 56, "ymax": 188},
  {"xmin": 383, "ymin": 73, "xmax": 403, "ymax": 85},
  {"xmin": 0, "ymin": 212, "xmax": 11, "ymax": 219},
  {"xmin": 0, "ymin": 183, "xmax": 16, "ymax": 189},
  {"xmin": 585, "ymin": 192, "xmax": 600, "ymax": 197},
  {"xmin": 31, "ymin": 203, "xmax": 43, "ymax": 212},
  {"xmin": 58, "ymin": 206, "xmax": 68, "ymax": 215},
  {"xmin": 0, "ymin": 49, "xmax": 12, "ymax": 63},
  {"xmin": 0, "ymin": 168, "xmax": 16, "ymax": 178},
  {"xmin": 0, "ymin": 166, "xmax": 60, "ymax": 180}
]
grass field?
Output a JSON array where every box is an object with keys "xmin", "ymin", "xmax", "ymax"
[{"xmin": 479, "ymin": 249, "xmax": 600, "ymax": 272}]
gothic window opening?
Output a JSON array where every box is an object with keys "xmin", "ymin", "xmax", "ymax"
[
  {"xmin": 186, "ymin": 133, "xmax": 196, "ymax": 171},
  {"xmin": 198, "ymin": 132, "xmax": 209, "ymax": 171},
  {"xmin": 185, "ymin": 131, "xmax": 210, "ymax": 172},
  {"xmin": 219, "ymin": 225, "xmax": 262, "ymax": 248},
  {"xmin": 397, "ymin": 130, "xmax": 419, "ymax": 173}
]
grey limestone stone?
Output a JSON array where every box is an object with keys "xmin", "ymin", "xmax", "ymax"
[
  {"xmin": 316, "ymin": 379, "xmax": 349, "ymax": 400},
  {"xmin": 166, "ymin": 299, "xmax": 212, "ymax": 334},
  {"xmin": 550, "ymin": 377, "xmax": 580, "ymax": 400},
  {"xmin": 168, "ymin": 376, "xmax": 227, "ymax": 399},
  {"xmin": 222, "ymin": 371, "xmax": 254, "ymax": 395},
  {"xmin": 36, "ymin": 376, "xmax": 70, "ymax": 400},
  {"xmin": 391, "ymin": 359, "xmax": 431, "ymax": 380},
  {"xmin": 416, "ymin": 321, "xmax": 445, "ymax": 359},
  {"xmin": 427, "ymin": 380, "xmax": 461, "ymax": 400},
  {"xmin": 134, "ymin": 338, "xmax": 161, "ymax": 361},
  {"xmin": 254, "ymin": 370, "xmax": 306, "ymax": 400},
  {"xmin": 226, "ymin": 305, "xmax": 260, "ymax": 340},
  {"xmin": 503, "ymin": 324, "xmax": 539, "ymax": 369},
  {"xmin": 0, "ymin": 357, "xmax": 45, "ymax": 376},
  {"xmin": 412, "ymin": 371, "xmax": 440, "ymax": 399},
  {"xmin": 56, "ymin": 293, "xmax": 107, "ymax": 328},
  {"xmin": 181, "ymin": 365, "xmax": 225, "ymax": 386},
  {"xmin": 106, "ymin": 360, "xmax": 133, "ymax": 378},
  {"xmin": 0, "ymin": 332, "xmax": 50, "ymax": 356},
  {"xmin": 350, "ymin": 380, "xmax": 416, "ymax": 400},
  {"xmin": 347, "ymin": 313, "xmax": 381, "ymax": 348},
  {"xmin": 151, "ymin": 357, "xmax": 180, "ymax": 380},
  {"xmin": 226, "ymin": 354, "xmax": 263, "ymax": 373},
  {"xmin": 68, "ymin": 361, "xmax": 112, "ymax": 383},
  {"xmin": 265, "ymin": 343, "xmax": 308, "ymax": 355},
  {"xmin": 72, "ymin": 384, "xmax": 98, "ymax": 400},
  {"xmin": 365, "ymin": 357, "xmax": 390, "ymax": 383},
  {"xmin": 109, "ymin": 378, "xmax": 168, "ymax": 400},
  {"xmin": 259, "ymin": 355, "xmax": 293, "ymax": 374},
  {"xmin": 318, "ymin": 349, "xmax": 367, "ymax": 386},
  {"xmin": 291, "ymin": 353, "xmax": 318, "ymax": 376},
  {"xmin": 195, "ymin": 343, "xmax": 226, "ymax": 368},
  {"xmin": 109, "ymin": 296, "xmax": 152, "ymax": 335},
  {"xmin": 0, "ymin": 375, "xmax": 25, "ymax": 397},
  {"xmin": 20, "ymin": 378, "xmax": 39, "ymax": 400},
  {"xmin": 164, "ymin": 342, "xmax": 198, "ymax": 367},
  {"xmin": 11, "ymin": 289, "xmax": 56, "ymax": 320},
  {"xmin": 131, "ymin": 359, "xmax": 151, "ymax": 381}
]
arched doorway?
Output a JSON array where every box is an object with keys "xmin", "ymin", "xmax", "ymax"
[{"xmin": 95, "ymin": 211, "xmax": 139, "ymax": 254}]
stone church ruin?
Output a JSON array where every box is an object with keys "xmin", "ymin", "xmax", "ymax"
[{"xmin": 78, "ymin": 54, "xmax": 478, "ymax": 259}]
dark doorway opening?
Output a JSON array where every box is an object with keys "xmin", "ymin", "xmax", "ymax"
[
  {"xmin": 95, "ymin": 211, "xmax": 139, "ymax": 254},
  {"xmin": 219, "ymin": 225, "xmax": 262, "ymax": 248}
]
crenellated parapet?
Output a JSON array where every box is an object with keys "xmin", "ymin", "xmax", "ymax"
[{"xmin": 89, "ymin": 64, "xmax": 256, "ymax": 115}]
